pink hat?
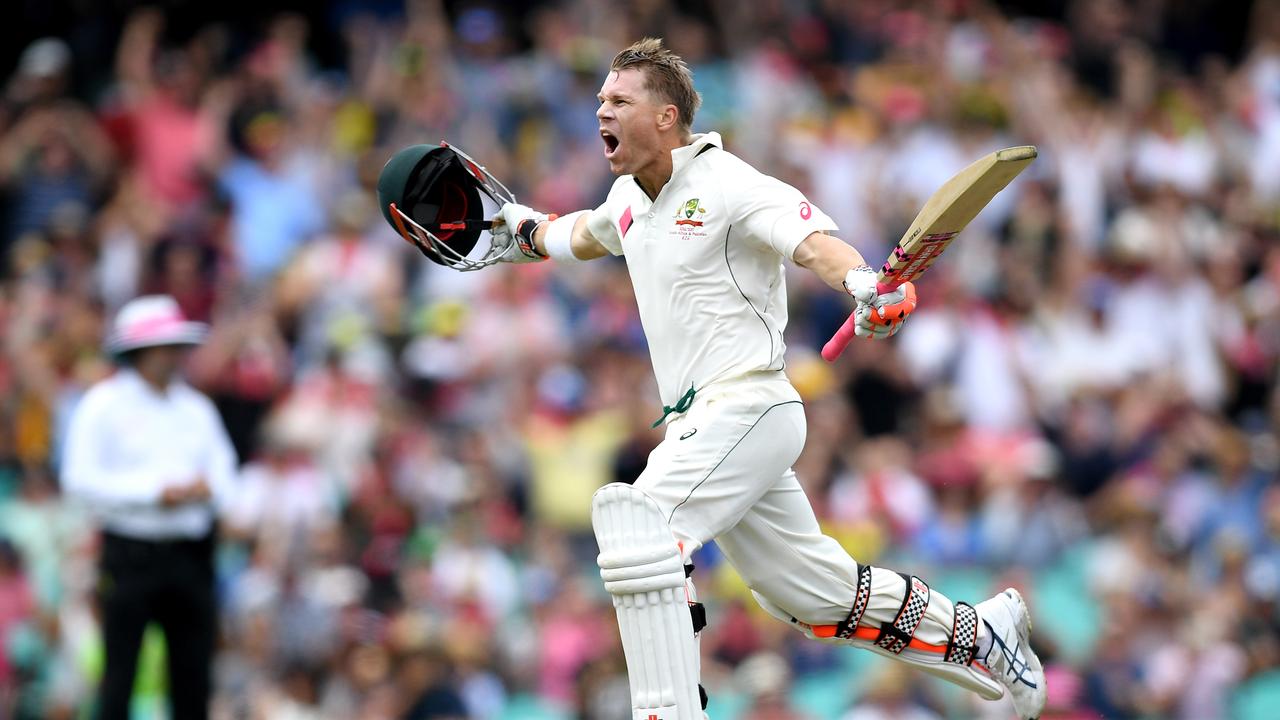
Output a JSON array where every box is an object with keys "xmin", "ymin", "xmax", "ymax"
[{"xmin": 105, "ymin": 295, "xmax": 208, "ymax": 355}]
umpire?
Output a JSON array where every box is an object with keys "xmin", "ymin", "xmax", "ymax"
[{"xmin": 62, "ymin": 295, "xmax": 237, "ymax": 720}]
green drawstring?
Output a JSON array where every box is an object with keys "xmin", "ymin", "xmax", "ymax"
[{"xmin": 652, "ymin": 383, "xmax": 698, "ymax": 428}]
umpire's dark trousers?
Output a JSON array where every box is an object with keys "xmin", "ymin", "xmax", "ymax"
[{"xmin": 96, "ymin": 530, "xmax": 216, "ymax": 720}]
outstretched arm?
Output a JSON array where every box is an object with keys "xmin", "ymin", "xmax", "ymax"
[
  {"xmin": 493, "ymin": 203, "xmax": 612, "ymax": 263},
  {"xmin": 530, "ymin": 212, "xmax": 611, "ymax": 261}
]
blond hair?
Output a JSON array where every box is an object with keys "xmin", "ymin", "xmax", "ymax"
[{"xmin": 610, "ymin": 38, "xmax": 701, "ymax": 132}]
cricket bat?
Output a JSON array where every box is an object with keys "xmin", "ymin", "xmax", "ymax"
[{"xmin": 821, "ymin": 145, "xmax": 1038, "ymax": 362}]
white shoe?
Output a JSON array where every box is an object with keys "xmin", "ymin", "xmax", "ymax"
[{"xmin": 976, "ymin": 588, "xmax": 1046, "ymax": 720}]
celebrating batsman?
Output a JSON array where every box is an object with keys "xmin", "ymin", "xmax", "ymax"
[{"xmin": 379, "ymin": 38, "xmax": 1046, "ymax": 720}]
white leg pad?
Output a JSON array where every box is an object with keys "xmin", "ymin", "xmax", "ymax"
[
  {"xmin": 852, "ymin": 638, "xmax": 1005, "ymax": 701},
  {"xmin": 593, "ymin": 483, "xmax": 703, "ymax": 720},
  {"xmin": 751, "ymin": 588, "xmax": 1005, "ymax": 701}
]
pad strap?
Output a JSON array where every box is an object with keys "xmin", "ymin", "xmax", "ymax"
[
  {"xmin": 685, "ymin": 560, "xmax": 708, "ymax": 709},
  {"xmin": 834, "ymin": 563, "xmax": 873, "ymax": 639},
  {"xmin": 684, "ymin": 562, "xmax": 706, "ymax": 634},
  {"xmin": 874, "ymin": 574, "xmax": 931, "ymax": 655},
  {"xmin": 945, "ymin": 601, "xmax": 980, "ymax": 666},
  {"xmin": 689, "ymin": 602, "xmax": 706, "ymax": 633}
]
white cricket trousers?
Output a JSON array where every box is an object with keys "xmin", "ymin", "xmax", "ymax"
[{"xmin": 636, "ymin": 371, "xmax": 860, "ymax": 627}]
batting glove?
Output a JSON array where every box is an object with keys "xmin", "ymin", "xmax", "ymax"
[
  {"xmin": 843, "ymin": 265, "xmax": 918, "ymax": 339},
  {"xmin": 490, "ymin": 203, "xmax": 549, "ymax": 263}
]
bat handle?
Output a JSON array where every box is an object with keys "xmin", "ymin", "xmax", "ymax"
[{"xmin": 821, "ymin": 313, "xmax": 859, "ymax": 362}]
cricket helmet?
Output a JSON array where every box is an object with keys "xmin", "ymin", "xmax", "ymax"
[{"xmin": 377, "ymin": 142, "xmax": 516, "ymax": 271}]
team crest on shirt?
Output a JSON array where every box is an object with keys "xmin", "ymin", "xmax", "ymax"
[{"xmin": 672, "ymin": 198, "xmax": 709, "ymax": 237}]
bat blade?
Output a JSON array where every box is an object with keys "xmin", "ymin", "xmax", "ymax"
[
  {"xmin": 821, "ymin": 145, "xmax": 1037, "ymax": 362},
  {"xmin": 876, "ymin": 145, "xmax": 1036, "ymax": 293}
]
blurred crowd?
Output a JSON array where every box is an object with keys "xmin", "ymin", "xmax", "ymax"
[{"xmin": 0, "ymin": 0, "xmax": 1279, "ymax": 718}]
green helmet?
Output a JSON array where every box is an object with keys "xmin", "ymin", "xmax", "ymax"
[{"xmin": 377, "ymin": 142, "xmax": 516, "ymax": 270}]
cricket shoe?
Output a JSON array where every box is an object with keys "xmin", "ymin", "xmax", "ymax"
[{"xmin": 976, "ymin": 588, "xmax": 1046, "ymax": 720}]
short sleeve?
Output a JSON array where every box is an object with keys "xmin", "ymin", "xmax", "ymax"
[
  {"xmin": 585, "ymin": 202, "xmax": 624, "ymax": 256},
  {"xmin": 736, "ymin": 175, "xmax": 838, "ymax": 260},
  {"xmin": 583, "ymin": 177, "xmax": 636, "ymax": 257}
]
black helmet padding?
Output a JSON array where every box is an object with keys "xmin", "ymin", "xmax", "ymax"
[{"xmin": 379, "ymin": 144, "xmax": 488, "ymax": 266}]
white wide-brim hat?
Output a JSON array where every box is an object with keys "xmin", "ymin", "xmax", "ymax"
[{"xmin": 105, "ymin": 295, "xmax": 208, "ymax": 356}]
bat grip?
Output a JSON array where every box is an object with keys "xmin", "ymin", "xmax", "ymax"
[
  {"xmin": 876, "ymin": 279, "xmax": 901, "ymax": 294},
  {"xmin": 821, "ymin": 313, "xmax": 859, "ymax": 362}
]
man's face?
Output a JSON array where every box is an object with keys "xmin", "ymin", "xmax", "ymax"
[
  {"xmin": 597, "ymin": 68, "xmax": 668, "ymax": 176},
  {"xmin": 133, "ymin": 345, "xmax": 185, "ymax": 383}
]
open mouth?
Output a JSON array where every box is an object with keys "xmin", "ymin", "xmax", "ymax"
[{"xmin": 601, "ymin": 130, "xmax": 620, "ymax": 157}]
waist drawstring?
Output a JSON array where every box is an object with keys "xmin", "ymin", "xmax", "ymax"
[{"xmin": 652, "ymin": 383, "xmax": 697, "ymax": 428}]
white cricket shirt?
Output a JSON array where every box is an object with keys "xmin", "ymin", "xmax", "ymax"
[
  {"xmin": 61, "ymin": 368, "xmax": 238, "ymax": 540},
  {"xmin": 585, "ymin": 132, "xmax": 837, "ymax": 407}
]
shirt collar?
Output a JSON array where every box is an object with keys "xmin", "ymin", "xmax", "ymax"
[{"xmin": 670, "ymin": 131, "xmax": 722, "ymax": 176}]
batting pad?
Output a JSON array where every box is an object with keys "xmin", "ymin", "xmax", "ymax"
[
  {"xmin": 593, "ymin": 483, "xmax": 704, "ymax": 720},
  {"xmin": 751, "ymin": 565, "xmax": 1005, "ymax": 702}
]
